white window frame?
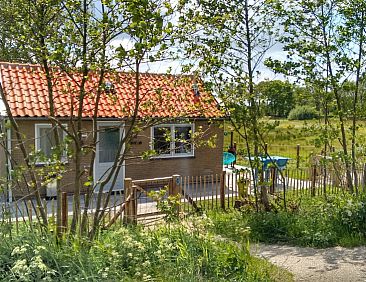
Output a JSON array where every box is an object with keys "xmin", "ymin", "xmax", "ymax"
[
  {"xmin": 151, "ymin": 123, "xmax": 194, "ymax": 158},
  {"xmin": 35, "ymin": 123, "xmax": 68, "ymax": 164}
]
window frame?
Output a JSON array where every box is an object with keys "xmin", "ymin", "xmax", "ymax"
[
  {"xmin": 151, "ymin": 123, "xmax": 195, "ymax": 158},
  {"xmin": 34, "ymin": 123, "xmax": 68, "ymax": 165}
]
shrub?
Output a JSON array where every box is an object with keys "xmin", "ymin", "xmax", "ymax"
[
  {"xmin": 288, "ymin": 106, "xmax": 319, "ymax": 120},
  {"xmin": 208, "ymin": 193, "xmax": 366, "ymax": 248}
]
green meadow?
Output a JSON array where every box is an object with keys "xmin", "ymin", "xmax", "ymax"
[{"xmin": 224, "ymin": 118, "xmax": 366, "ymax": 168}]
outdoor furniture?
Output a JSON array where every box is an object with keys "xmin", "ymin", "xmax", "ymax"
[
  {"xmin": 223, "ymin": 152, "xmax": 236, "ymax": 166},
  {"xmin": 247, "ymin": 155, "xmax": 291, "ymax": 186},
  {"xmin": 257, "ymin": 156, "xmax": 290, "ymax": 170}
]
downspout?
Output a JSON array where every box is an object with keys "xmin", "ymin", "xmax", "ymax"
[{"xmin": 0, "ymin": 68, "xmax": 12, "ymax": 202}]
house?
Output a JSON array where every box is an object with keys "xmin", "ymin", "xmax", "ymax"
[{"xmin": 0, "ymin": 62, "xmax": 224, "ymax": 199}]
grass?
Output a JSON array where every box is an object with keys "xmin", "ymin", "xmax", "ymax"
[
  {"xmin": 0, "ymin": 216, "xmax": 293, "ymax": 281},
  {"xmin": 207, "ymin": 192, "xmax": 366, "ymax": 248},
  {"xmin": 225, "ymin": 118, "xmax": 366, "ymax": 168}
]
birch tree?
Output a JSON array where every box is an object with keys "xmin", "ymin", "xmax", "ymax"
[
  {"xmin": 267, "ymin": 0, "xmax": 366, "ymax": 192},
  {"xmin": 0, "ymin": 0, "xmax": 178, "ymax": 238},
  {"xmin": 179, "ymin": 0, "xmax": 277, "ymax": 210}
]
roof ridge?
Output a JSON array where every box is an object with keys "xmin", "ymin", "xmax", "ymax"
[
  {"xmin": 0, "ymin": 62, "xmax": 196, "ymax": 79},
  {"xmin": 0, "ymin": 61, "xmax": 42, "ymax": 68}
]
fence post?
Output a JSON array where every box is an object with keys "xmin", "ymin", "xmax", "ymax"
[
  {"xmin": 264, "ymin": 143, "xmax": 268, "ymax": 155},
  {"xmin": 311, "ymin": 165, "xmax": 317, "ymax": 197},
  {"xmin": 61, "ymin": 192, "xmax": 68, "ymax": 233},
  {"xmin": 170, "ymin": 175, "xmax": 181, "ymax": 196},
  {"xmin": 270, "ymin": 167, "xmax": 276, "ymax": 194},
  {"xmin": 124, "ymin": 178, "xmax": 137, "ymax": 225},
  {"xmin": 171, "ymin": 174, "xmax": 181, "ymax": 215},
  {"xmin": 363, "ymin": 164, "xmax": 366, "ymax": 193},
  {"xmin": 28, "ymin": 200, "xmax": 32, "ymax": 224},
  {"xmin": 220, "ymin": 171, "xmax": 226, "ymax": 210},
  {"xmin": 296, "ymin": 144, "xmax": 300, "ymax": 169}
]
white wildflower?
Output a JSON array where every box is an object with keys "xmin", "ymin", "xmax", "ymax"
[
  {"xmin": 111, "ymin": 250, "xmax": 119, "ymax": 257},
  {"xmin": 11, "ymin": 259, "xmax": 29, "ymax": 277},
  {"xmin": 11, "ymin": 244, "xmax": 28, "ymax": 256},
  {"xmin": 30, "ymin": 255, "xmax": 48, "ymax": 272}
]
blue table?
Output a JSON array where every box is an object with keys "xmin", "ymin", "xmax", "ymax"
[
  {"xmin": 255, "ymin": 156, "xmax": 290, "ymax": 170},
  {"xmin": 247, "ymin": 156, "xmax": 290, "ymax": 185}
]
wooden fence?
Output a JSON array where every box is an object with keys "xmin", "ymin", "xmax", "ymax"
[{"xmin": 1, "ymin": 166, "xmax": 366, "ymax": 232}]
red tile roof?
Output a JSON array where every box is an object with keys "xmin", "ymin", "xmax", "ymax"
[{"xmin": 0, "ymin": 62, "xmax": 222, "ymax": 119}]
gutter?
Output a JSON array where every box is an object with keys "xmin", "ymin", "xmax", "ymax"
[{"xmin": 11, "ymin": 116, "xmax": 228, "ymax": 121}]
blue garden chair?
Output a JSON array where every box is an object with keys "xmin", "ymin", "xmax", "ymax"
[{"xmin": 223, "ymin": 152, "xmax": 236, "ymax": 166}]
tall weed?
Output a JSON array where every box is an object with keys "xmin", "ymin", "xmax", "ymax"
[
  {"xmin": 0, "ymin": 216, "xmax": 284, "ymax": 281},
  {"xmin": 208, "ymin": 193, "xmax": 366, "ymax": 248}
]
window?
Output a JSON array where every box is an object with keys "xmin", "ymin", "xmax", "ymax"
[
  {"xmin": 152, "ymin": 124, "xmax": 194, "ymax": 157},
  {"xmin": 35, "ymin": 124, "xmax": 67, "ymax": 163}
]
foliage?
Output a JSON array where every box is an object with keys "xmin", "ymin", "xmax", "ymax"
[
  {"xmin": 148, "ymin": 187, "xmax": 181, "ymax": 222},
  {"xmin": 179, "ymin": 0, "xmax": 279, "ymax": 212},
  {"xmin": 0, "ymin": 1, "xmax": 34, "ymax": 62},
  {"xmin": 256, "ymin": 80, "xmax": 295, "ymax": 118},
  {"xmin": 208, "ymin": 193, "xmax": 366, "ymax": 248},
  {"xmin": 0, "ymin": 0, "xmax": 182, "ymax": 238},
  {"xmin": 266, "ymin": 0, "xmax": 366, "ymax": 192},
  {"xmin": 0, "ymin": 217, "xmax": 289, "ymax": 281},
  {"xmin": 287, "ymin": 106, "xmax": 319, "ymax": 121},
  {"xmin": 292, "ymin": 86, "xmax": 318, "ymax": 109}
]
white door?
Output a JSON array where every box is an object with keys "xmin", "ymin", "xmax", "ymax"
[{"xmin": 95, "ymin": 122, "xmax": 124, "ymax": 191}]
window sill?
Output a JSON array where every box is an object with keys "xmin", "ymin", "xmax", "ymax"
[
  {"xmin": 35, "ymin": 160, "xmax": 68, "ymax": 167},
  {"xmin": 150, "ymin": 154, "xmax": 195, "ymax": 160}
]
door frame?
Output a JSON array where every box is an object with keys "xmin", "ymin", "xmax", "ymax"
[{"xmin": 94, "ymin": 121, "xmax": 125, "ymax": 191}]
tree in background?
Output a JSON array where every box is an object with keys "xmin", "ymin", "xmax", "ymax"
[
  {"xmin": 293, "ymin": 85, "xmax": 318, "ymax": 110},
  {"xmin": 255, "ymin": 80, "xmax": 295, "ymax": 118},
  {"xmin": 267, "ymin": 0, "xmax": 366, "ymax": 192}
]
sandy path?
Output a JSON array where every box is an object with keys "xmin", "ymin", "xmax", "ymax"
[{"xmin": 251, "ymin": 244, "xmax": 366, "ymax": 282}]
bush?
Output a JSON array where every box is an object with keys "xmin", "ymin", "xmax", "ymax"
[
  {"xmin": 287, "ymin": 106, "xmax": 319, "ymax": 120},
  {"xmin": 207, "ymin": 193, "xmax": 366, "ymax": 248}
]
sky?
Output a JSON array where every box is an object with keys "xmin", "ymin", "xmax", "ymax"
[
  {"xmin": 97, "ymin": 0, "xmax": 289, "ymax": 83},
  {"xmin": 109, "ymin": 36, "xmax": 288, "ymax": 83}
]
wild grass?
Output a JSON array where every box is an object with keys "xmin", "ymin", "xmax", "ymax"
[
  {"xmin": 207, "ymin": 192, "xmax": 366, "ymax": 248},
  {"xmin": 0, "ymin": 216, "xmax": 292, "ymax": 281}
]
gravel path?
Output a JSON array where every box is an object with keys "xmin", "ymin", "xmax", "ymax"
[{"xmin": 251, "ymin": 244, "xmax": 366, "ymax": 282}]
